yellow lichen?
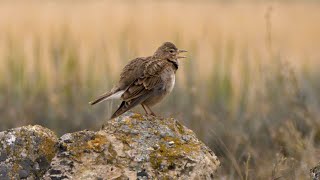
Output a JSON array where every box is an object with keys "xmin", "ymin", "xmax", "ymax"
[
  {"xmin": 39, "ymin": 137, "xmax": 57, "ymax": 160},
  {"xmin": 88, "ymin": 134, "xmax": 108, "ymax": 152},
  {"xmin": 106, "ymin": 143, "xmax": 117, "ymax": 162},
  {"xmin": 131, "ymin": 113, "xmax": 144, "ymax": 121},
  {"xmin": 167, "ymin": 120, "xmax": 186, "ymax": 135},
  {"xmin": 122, "ymin": 118, "xmax": 134, "ymax": 129},
  {"xmin": 68, "ymin": 134, "xmax": 108, "ymax": 161},
  {"xmin": 150, "ymin": 136, "xmax": 200, "ymax": 170},
  {"xmin": 11, "ymin": 163, "xmax": 20, "ymax": 178},
  {"xmin": 118, "ymin": 134, "xmax": 133, "ymax": 145}
]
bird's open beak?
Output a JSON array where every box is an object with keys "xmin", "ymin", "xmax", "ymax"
[
  {"xmin": 177, "ymin": 49, "xmax": 187, "ymax": 59},
  {"xmin": 178, "ymin": 49, "xmax": 188, "ymax": 53}
]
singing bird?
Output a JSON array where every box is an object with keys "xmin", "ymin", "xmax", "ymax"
[{"xmin": 89, "ymin": 42, "xmax": 187, "ymax": 119}]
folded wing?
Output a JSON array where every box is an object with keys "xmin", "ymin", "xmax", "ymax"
[{"xmin": 111, "ymin": 59, "xmax": 167, "ymax": 119}]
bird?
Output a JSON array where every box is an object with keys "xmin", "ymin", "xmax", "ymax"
[{"xmin": 89, "ymin": 42, "xmax": 187, "ymax": 119}]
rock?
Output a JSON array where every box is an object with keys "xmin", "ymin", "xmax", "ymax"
[
  {"xmin": 0, "ymin": 125, "xmax": 58, "ymax": 179},
  {"xmin": 0, "ymin": 113, "xmax": 220, "ymax": 179},
  {"xmin": 311, "ymin": 163, "xmax": 320, "ymax": 180},
  {"xmin": 44, "ymin": 112, "xmax": 220, "ymax": 179}
]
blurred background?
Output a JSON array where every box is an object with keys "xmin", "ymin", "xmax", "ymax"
[{"xmin": 1, "ymin": 0, "xmax": 320, "ymax": 179}]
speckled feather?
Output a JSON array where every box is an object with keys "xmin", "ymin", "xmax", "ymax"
[
  {"xmin": 90, "ymin": 42, "xmax": 184, "ymax": 119},
  {"xmin": 112, "ymin": 59, "xmax": 177, "ymax": 118}
]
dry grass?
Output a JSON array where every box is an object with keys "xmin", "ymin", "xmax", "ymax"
[{"xmin": 1, "ymin": 1, "xmax": 320, "ymax": 179}]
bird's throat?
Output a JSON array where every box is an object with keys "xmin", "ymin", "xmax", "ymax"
[{"xmin": 167, "ymin": 59, "xmax": 179, "ymax": 70}]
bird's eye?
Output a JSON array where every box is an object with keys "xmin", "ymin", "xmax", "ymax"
[{"xmin": 169, "ymin": 49, "xmax": 175, "ymax": 53}]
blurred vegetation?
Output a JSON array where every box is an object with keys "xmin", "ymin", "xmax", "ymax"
[{"xmin": 1, "ymin": 1, "xmax": 320, "ymax": 179}]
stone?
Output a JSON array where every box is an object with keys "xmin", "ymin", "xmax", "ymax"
[
  {"xmin": 0, "ymin": 125, "xmax": 58, "ymax": 179},
  {"xmin": 43, "ymin": 112, "xmax": 220, "ymax": 179},
  {"xmin": 311, "ymin": 162, "xmax": 320, "ymax": 180}
]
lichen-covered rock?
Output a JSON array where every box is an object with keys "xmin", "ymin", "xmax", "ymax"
[
  {"xmin": 44, "ymin": 112, "xmax": 220, "ymax": 179},
  {"xmin": 0, "ymin": 125, "xmax": 58, "ymax": 179},
  {"xmin": 311, "ymin": 162, "xmax": 320, "ymax": 180}
]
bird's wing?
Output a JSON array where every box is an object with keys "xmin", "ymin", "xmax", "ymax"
[
  {"xmin": 118, "ymin": 57, "xmax": 148, "ymax": 90},
  {"xmin": 90, "ymin": 57, "xmax": 148, "ymax": 105},
  {"xmin": 110, "ymin": 90, "xmax": 155, "ymax": 119},
  {"xmin": 121, "ymin": 59, "xmax": 167, "ymax": 101},
  {"xmin": 110, "ymin": 59, "xmax": 168, "ymax": 119}
]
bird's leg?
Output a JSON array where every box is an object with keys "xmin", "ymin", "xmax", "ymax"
[
  {"xmin": 145, "ymin": 105, "xmax": 156, "ymax": 116},
  {"xmin": 141, "ymin": 104, "xmax": 149, "ymax": 115}
]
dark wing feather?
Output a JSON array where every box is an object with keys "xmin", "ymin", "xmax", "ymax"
[
  {"xmin": 118, "ymin": 57, "xmax": 148, "ymax": 89},
  {"xmin": 122, "ymin": 83, "xmax": 146, "ymax": 101},
  {"xmin": 90, "ymin": 57, "xmax": 148, "ymax": 105},
  {"xmin": 110, "ymin": 90, "xmax": 154, "ymax": 119},
  {"xmin": 142, "ymin": 59, "xmax": 168, "ymax": 89},
  {"xmin": 121, "ymin": 59, "xmax": 167, "ymax": 101},
  {"xmin": 110, "ymin": 59, "xmax": 168, "ymax": 119}
]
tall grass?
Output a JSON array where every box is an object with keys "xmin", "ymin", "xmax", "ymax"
[{"xmin": 0, "ymin": 1, "xmax": 320, "ymax": 179}]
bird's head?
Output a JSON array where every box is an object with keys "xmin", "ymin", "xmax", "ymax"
[{"xmin": 154, "ymin": 42, "xmax": 187, "ymax": 61}]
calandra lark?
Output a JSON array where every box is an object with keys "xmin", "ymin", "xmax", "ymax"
[{"xmin": 89, "ymin": 42, "xmax": 187, "ymax": 119}]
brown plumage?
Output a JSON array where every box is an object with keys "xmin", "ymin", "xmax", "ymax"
[{"xmin": 89, "ymin": 42, "xmax": 187, "ymax": 119}]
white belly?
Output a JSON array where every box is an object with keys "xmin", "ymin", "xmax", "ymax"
[
  {"xmin": 167, "ymin": 73, "xmax": 175, "ymax": 93},
  {"xmin": 143, "ymin": 71, "xmax": 175, "ymax": 106}
]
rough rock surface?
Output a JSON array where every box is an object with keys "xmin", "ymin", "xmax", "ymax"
[
  {"xmin": 44, "ymin": 112, "xmax": 220, "ymax": 179},
  {"xmin": 311, "ymin": 162, "xmax": 320, "ymax": 180},
  {"xmin": 0, "ymin": 125, "xmax": 58, "ymax": 179}
]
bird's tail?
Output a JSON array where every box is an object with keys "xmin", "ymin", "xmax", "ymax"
[
  {"xmin": 89, "ymin": 88, "xmax": 123, "ymax": 105},
  {"xmin": 110, "ymin": 90, "xmax": 154, "ymax": 119}
]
